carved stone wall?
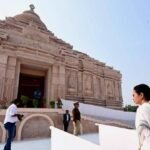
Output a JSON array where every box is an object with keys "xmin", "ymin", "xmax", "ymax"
[
  {"xmin": 0, "ymin": 8, "xmax": 123, "ymax": 108},
  {"xmin": 0, "ymin": 54, "xmax": 7, "ymax": 100},
  {"xmin": 83, "ymin": 73, "xmax": 94, "ymax": 97},
  {"xmin": 66, "ymin": 69, "xmax": 78, "ymax": 96},
  {"xmin": 0, "ymin": 125, "xmax": 2, "ymax": 142},
  {"xmin": 4, "ymin": 57, "xmax": 17, "ymax": 102},
  {"xmin": 93, "ymin": 76, "xmax": 101, "ymax": 99}
]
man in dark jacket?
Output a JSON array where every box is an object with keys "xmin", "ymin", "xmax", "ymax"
[
  {"xmin": 63, "ymin": 110, "xmax": 71, "ymax": 132},
  {"xmin": 72, "ymin": 101, "xmax": 81, "ymax": 135}
]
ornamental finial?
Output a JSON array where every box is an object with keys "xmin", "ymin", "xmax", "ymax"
[{"xmin": 29, "ymin": 4, "xmax": 35, "ymax": 11}]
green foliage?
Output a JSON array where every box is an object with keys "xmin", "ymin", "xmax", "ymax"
[
  {"xmin": 56, "ymin": 97, "xmax": 63, "ymax": 108},
  {"xmin": 124, "ymin": 105, "xmax": 138, "ymax": 112},
  {"xmin": 49, "ymin": 100, "xmax": 55, "ymax": 108},
  {"xmin": 20, "ymin": 95, "xmax": 29, "ymax": 106},
  {"xmin": 32, "ymin": 99, "xmax": 39, "ymax": 108}
]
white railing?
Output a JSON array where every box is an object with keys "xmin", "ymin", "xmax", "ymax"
[
  {"xmin": 50, "ymin": 124, "xmax": 139, "ymax": 150},
  {"xmin": 62, "ymin": 99, "xmax": 135, "ymax": 121}
]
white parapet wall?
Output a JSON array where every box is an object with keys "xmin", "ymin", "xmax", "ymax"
[
  {"xmin": 96, "ymin": 124, "xmax": 139, "ymax": 150},
  {"xmin": 61, "ymin": 99, "xmax": 135, "ymax": 121},
  {"xmin": 50, "ymin": 126, "xmax": 101, "ymax": 150},
  {"xmin": 50, "ymin": 124, "xmax": 139, "ymax": 150}
]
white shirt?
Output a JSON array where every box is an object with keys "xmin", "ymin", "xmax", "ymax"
[
  {"xmin": 66, "ymin": 114, "xmax": 69, "ymax": 122},
  {"xmin": 136, "ymin": 103, "xmax": 150, "ymax": 150},
  {"xmin": 4, "ymin": 104, "xmax": 19, "ymax": 124}
]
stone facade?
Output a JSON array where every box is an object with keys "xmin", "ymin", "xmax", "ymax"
[{"xmin": 0, "ymin": 6, "xmax": 123, "ymax": 108}]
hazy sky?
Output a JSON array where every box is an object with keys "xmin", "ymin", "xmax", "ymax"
[{"xmin": 0, "ymin": 0, "xmax": 149, "ymax": 105}]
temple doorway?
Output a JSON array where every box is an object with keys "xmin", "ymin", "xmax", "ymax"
[{"xmin": 17, "ymin": 73, "xmax": 45, "ymax": 108}]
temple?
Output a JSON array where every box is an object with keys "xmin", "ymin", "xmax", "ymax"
[{"xmin": 0, "ymin": 5, "xmax": 123, "ymax": 109}]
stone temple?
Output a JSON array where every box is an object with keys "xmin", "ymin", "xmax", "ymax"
[{"xmin": 0, "ymin": 5, "xmax": 123, "ymax": 109}]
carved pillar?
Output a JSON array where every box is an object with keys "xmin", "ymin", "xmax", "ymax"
[
  {"xmin": 51, "ymin": 65, "xmax": 66, "ymax": 100},
  {"xmin": 118, "ymin": 81, "xmax": 123, "ymax": 101},
  {"xmin": 58, "ymin": 65, "xmax": 65, "ymax": 98},
  {"xmin": 0, "ymin": 54, "xmax": 8, "ymax": 100},
  {"xmin": 113, "ymin": 81, "xmax": 118, "ymax": 101},
  {"xmin": 51, "ymin": 65, "xmax": 59, "ymax": 101},
  {"xmin": 93, "ymin": 76, "xmax": 100, "ymax": 99},
  {"xmin": 83, "ymin": 73, "xmax": 94, "ymax": 97},
  {"xmin": 51, "ymin": 65, "xmax": 66, "ymax": 101},
  {"xmin": 65, "ymin": 69, "xmax": 78, "ymax": 97},
  {"xmin": 14, "ymin": 61, "xmax": 20, "ymax": 99},
  {"xmin": 100, "ymin": 77, "xmax": 106, "ymax": 101},
  {"xmin": 45, "ymin": 67, "xmax": 52, "ymax": 107},
  {"xmin": 4, "ymin": 56, "xmax": 17, "ymax": 102},
  {"xmin": 77, "ymin": 71, "xmax": 83, "ymax": 97}
]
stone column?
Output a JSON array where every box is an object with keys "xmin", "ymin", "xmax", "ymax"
[
  {"xmin": 58, "ymin": 65, "xmax": 65, "ymax": 98},
  {"xmin": 118, "ymin": 81, "xmax": 123, "ymax": 102},
  {"xmin": 77, "ymin": 71, "xmax": 83, "ymax": 98},
  {"xmin": 51, "ymin": 65, "xmax": 59, "ymax": 101},
  {"xmin": 14, "ymin": 61, "xmax": 21, "ymax": 99},
  {"xmin": 45, "ymin": 67, "xmax": 52, "ymax": 107},
  {"xmin": 93, "ymin": 76, "xmax": 100, "ymax": 99},
  {"xmin": 4, "ymin": 56, "xmax": 17, "ymax": 102},
  {"xmin": 0, "ymin": 54, "xmax": 8, "ymax": 100},
  {"xmin": 100, "ymin": 77, "xmax": 106, "ymax": 102}
]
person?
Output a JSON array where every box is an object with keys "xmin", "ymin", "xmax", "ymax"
[
  {"xmin": 3, "ymin": 99, "xmax": 24, "ymax": 150},
  {"xmin": 72, "ymin": 101, "xmax": 81, "ymax": 135},
  {"xmin": 63, "ymin": 110, "xmax": 71, "ymax": 132},
  {"xmin": 33, "ymin": 88, "xmax": 42, "ymax": 107},
  {"xmin": 33, "ymin": 88, "xmax": 42, "ymax": 100},
  {"xmin": 132, "ymin": 84, "xmax": 150, "ymax": 150}
]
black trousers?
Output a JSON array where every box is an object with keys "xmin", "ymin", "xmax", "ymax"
[
  {"xmin": 4, "ymin": 122, "xmax": 16, "ymax": 150},
  {"xmin": 63, "ymin": 122, "xmax": 69, "ymax": 132}
]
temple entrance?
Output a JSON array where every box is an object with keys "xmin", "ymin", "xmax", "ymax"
[{"xmin": 17, "ymin": 73, "xmax": 45, "ymax": 108}]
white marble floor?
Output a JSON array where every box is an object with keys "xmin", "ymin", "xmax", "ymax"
[{"xmin": 0, "ymin": 133, "xmax": 99, "ymax": 150}]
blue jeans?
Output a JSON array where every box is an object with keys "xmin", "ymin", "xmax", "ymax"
[{"xmin": 3, "ymin": 122, "xmax": 16, "ymax": 150}]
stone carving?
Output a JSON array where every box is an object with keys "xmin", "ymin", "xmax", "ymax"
[
  {"xmin": 78, "ymin": 60, "xmax": 83, "ymax": 70},
  {"xmin": 0, "ymin": 30, "xmax": 8, "ymax": 40},
  {"xmin": 77, "ymin": 72, "xmax": 83, "ymax": 95},
  {"xmin": 66, "ymin": 69, "xmax": 77, "ymax": 95},
  {"xmin": 106, "ymin": 80, "xmax": 114, "ymax": 97},
  {"xmin": 85, "ymin": 74, "xmax": 93, "ymax": 91},
  {"xmin": 0, "ymin": 78, "xmax": 5, "ymax": 99},
  {"xmin": 4, "ymin": 78, "xmax": 14, "ymax": 101},
  {"xmin": 68, "ymin": 70, "xmax": 77, "ymax": 89},
  {"xmin": 0, "ymin": 126, "xmax": 2, "ymax": 142},
  {"xmin": 95, "ymin": 77, "xmax": 101, "ymax": 98},
  {"xmin": 83, "ymin": 74, "xmax": 93, "ymax": 97}
]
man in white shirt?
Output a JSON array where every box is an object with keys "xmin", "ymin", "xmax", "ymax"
[{"xmin": 3, "ymin": 99, "xmax": 23, "ymax": 150}]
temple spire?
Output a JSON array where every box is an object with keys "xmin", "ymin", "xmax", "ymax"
[{"xmin": 29, "ymin": 4, "xmax": 35, "ymax": 11}]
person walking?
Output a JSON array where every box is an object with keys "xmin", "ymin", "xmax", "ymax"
[
  {"xmin": 132, "ymin": 84, "xmax": 150, "ymax": 150},
  {"xmin": 72, "ymin": 101, "xmax": 81, "ymax": 136},
  {"xmin": 3, "ymin": 99, "xmax": 24, "ymax": 150},
  {"xmin": 63, "ymin": 110, "xmax": 71, "ymax": 132}
]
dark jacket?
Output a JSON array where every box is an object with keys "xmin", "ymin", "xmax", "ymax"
[
  {"xmin": 63, "ymin": 113, "xmax": 71, "ymax": 123},
  {"xmin": 72, "ymin": 108, "xmax": 81, "ymax": 122}
]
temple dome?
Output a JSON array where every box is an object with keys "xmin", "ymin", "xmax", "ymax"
[{"xmin": 14, "ymin": 10, "xmax": 47, "ymax": 30}]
